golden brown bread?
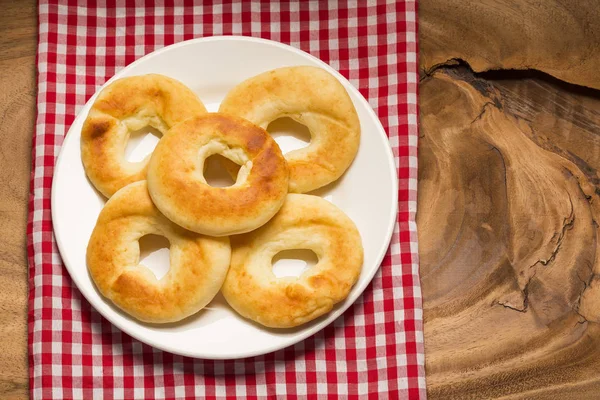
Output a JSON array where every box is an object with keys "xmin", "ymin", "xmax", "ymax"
[
  {"xmin": 86, "ymin": 181, "xmax": 230, "ymax": 323},
  {"xmin": 221, "ymin": 194, "xmax": 364, "ymax": 328},
  {"xmin": 219, "ymin": 66, "xmax": 361, "ymax": 193},
  {"xmin": 147, "ymin": 113, "xmax": 289, "ymax": 237},
  {"xmin": 81, "ymin": 74, "xmax": 206, "ymax": 197}
]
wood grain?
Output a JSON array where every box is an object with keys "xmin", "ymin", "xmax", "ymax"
[
  {"xmin": 419, "ymin": 66, "xmax": 600, "ymax": 398},
  {"xmin": 420, "ymin": 0, "xmax": 600, "ymax": 90},
  {"xmin": 4, "ymin": 1, "xmax": 600, "ymax": 398},
  {"xmin": 0, "ymin": 0, "xmax": 37, "ymax": 398}
]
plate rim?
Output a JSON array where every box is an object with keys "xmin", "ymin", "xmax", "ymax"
[{"xmin": 51, "ymin": 35, "xmax": 399, "ymax": 359}]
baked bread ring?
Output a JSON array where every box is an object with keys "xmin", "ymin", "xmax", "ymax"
[
  {"xmin": 86, "ymin": 181, "xmax": 230, "ymax": 323},
  {"xmin": 219, "ymin": 66, "xmax": 361, "ymax": 193},
  {"xmin": 147, "ymin": 113, "xmax": 289, "ymax": 237},
  {"xmin": 81, "ymin": 74, "xmax": 207, "ymax": 197},
  {"xmin": 221, "ymin": 194, "xmax": 364, "ymax": 328}
]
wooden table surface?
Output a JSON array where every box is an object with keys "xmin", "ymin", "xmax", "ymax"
[
  {"xmin": 420, "ymin": 0, "xmax": 600, "ymax": 398},
  {"xmin": 3, "ymin": 1, "xmax": 600, "ymax": 399},
  {"xmin": 0, "ymin": 0, "xmax": 37, "ymax": 398}
]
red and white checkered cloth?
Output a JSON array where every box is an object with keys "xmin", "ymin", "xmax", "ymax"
[{"xmin": 28, "ymin": 1, "xmax": 424, "ymax": 398}]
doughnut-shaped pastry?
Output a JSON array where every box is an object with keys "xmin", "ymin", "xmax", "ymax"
[
  {"xmin": 219, "ymin": 66, "xmax": 361, "ymax": 193},
  {"xmin": 147, "ymin": 113, "xmax": 289, "ymax": 237},
  {"xmin": 86, "ymin": 181, "xmax": 230, "ymax": 323},
  {"xmin": 81, "ymin": 74, "xmax": 207, "ymax": 197},
  {"xmin": 222, "ymin": 194, "xmax": 364, "ymax": 328}
]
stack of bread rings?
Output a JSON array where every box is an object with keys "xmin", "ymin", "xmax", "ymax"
[{"xmin": 84, "ymin": 67, "xmax": 364, "ymax": 328}]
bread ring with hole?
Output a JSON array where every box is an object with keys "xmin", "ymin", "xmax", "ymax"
[
  {"xmin": 86, "ymin": 181, "xmax": 231, "ymax": 323},
  {"xmin": 147, "ymin": 113, "xmax": 289, "ymax": 237},
  {"xmin": 219, "ymin": 66, "xmax": 360, "ymax": 193},
  {"xmin": 81, "ymin": 74, "xmax": 207, "ymax": 197},
  {"xmin": 221, "ymin": 194, "xmax": 364, "ymax": 328}
]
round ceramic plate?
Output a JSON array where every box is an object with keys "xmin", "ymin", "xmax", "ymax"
[{"xmin": 52, "ymin": 36, "xmax": 398, "ymax": 359}]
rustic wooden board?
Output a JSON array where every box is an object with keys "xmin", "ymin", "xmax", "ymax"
[
  {"xmin": 0, "ymin": 0, "xmax": 37, "ymax": 398},
  {"xmin": 420, "ymin": 0, "xmax": 600, "ymax": 90},
  {"xmin": 419, "ymin": 1, "xmax": 600, "ymax": 397},
  {"xmin": 419, "ymin": 66, "xmax": 600, "ymax": 398}
]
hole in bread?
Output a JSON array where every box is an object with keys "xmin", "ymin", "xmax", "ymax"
[
  {"xmin": 271, "ymin": 249, "xmax": 319, "ymax": 278},
  {"xmin": 125, "ymin": 126, "xmax": 162, "ymax": 163},
  {"xmin": 203, "ymin": 154, "xmax": 240, "ymax": 188},
  {"xmin": 267, "ymin": 117, "xmax": 311, "ymax": 154},
  {"xmin": 138, "ymin": 234, "xmax": 170, "ymax": 280}
]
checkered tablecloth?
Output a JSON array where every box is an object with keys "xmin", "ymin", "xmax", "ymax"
[{"xmin": 28, "ymin": 1, "xmax": 424, "ymax": 398}]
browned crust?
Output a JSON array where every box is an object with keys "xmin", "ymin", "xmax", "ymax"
[
  {"xmin": 147, "ymin": 113, "xmax": 290, "ymax": 237},
  {"xmin": 81, "ymin": 74, "xmax": 207, "ymax": 197},
  {"xmin": 219, "ymin": 66, "xmax": 360, "ymax": 193},
  {"xmin": 86, "ymin": 181, "xmax": 231, "ymax": 323},
  {"xmin": 221, "ymin": 194, "xmax": 364, "ymax": 328}
]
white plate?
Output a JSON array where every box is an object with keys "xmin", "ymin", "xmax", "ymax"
[{"xmin": 52, "ymin": 36, "xmax": 398, "ymax": 359}]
